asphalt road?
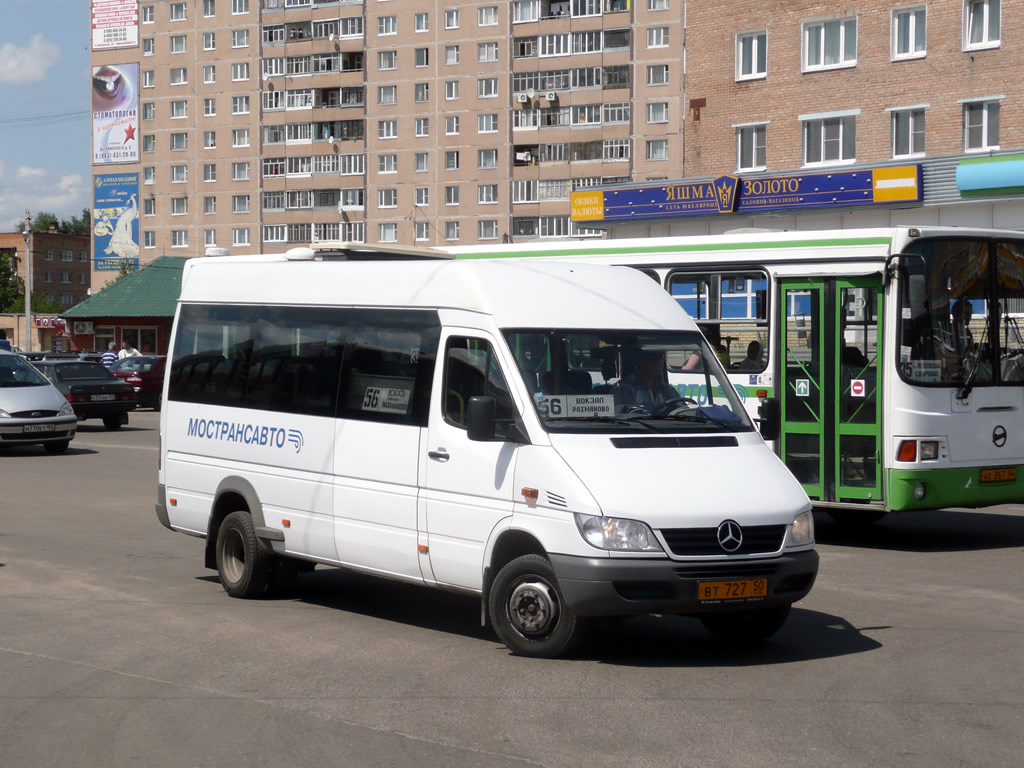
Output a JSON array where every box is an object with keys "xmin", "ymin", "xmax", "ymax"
[{"xmin": 1, "ymin": 411, "xmax": 1021, "ymax": 768}]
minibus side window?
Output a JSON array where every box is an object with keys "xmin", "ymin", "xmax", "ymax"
[{"xmin": 443, "ymin": 337, "xmax": 515, "ymax": 438}]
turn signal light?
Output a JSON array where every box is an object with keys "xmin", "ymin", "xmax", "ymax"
[
  {"xmin": 755, "ymin": 389, "xmax": 768, "ymax": 399},
  {"xmin": 281, "ymin": 519, "xmax": 291, "ymax": 528},
  {"xmin": 418, "ymin": 544, "xmax": 429, "ymax": 553},
  {"xmin": 521, "ymin": 487, "xmax": 539, "ymax": 503},
  {"xmin": 897, "ymin": 440, "xmax": 917, "ymax": 462}
]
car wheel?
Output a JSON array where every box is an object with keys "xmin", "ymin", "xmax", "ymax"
[
  {"xmin": 102, "ymin": 415, "xmax": 122, "ymax": 430},
  {"xmin": 699, "ymin": 606, "xmax": 791, "ymax": 644},
  {"xmin": 43, "ymin": 440, "xmax": 70, "ymax": 454},
  {"xmin": 215, "ymin": 511, "xmax": 270, "ymax": 598},
  {"xmin": 488, "ymin": 554, "xmax": 586, "ymax": 658}
]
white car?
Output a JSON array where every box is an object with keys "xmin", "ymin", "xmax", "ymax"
[{"xmin": 0, "ymin": 350, "xmax": 77, "ymax": 454}]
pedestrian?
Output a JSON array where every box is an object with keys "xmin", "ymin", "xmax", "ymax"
[
  {"xmin": 101, "ymin": 341, "xmax": 118, "ymax": 367},
  {"xmin": 118, "ymin": 340, "xmax": 141, "ymax": 359}
]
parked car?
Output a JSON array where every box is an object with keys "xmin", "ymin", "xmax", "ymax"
[
  {"xmin": 0, "ymin": 349, "xmax": 78, "ymax": 453},
  {"xmin": 109, "ymin": 355, "xmax": 166, "ymax": 410},
  {"xmin": 31, "ymin": 360, "xmax": 136, "ymax": 430},
  {"xmin": 21, "ymin": 351, "xmax": 104, "ymax": 363}
]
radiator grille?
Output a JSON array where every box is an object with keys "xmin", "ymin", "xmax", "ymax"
[{"xmin": 660, "ymin": 525, "xmax": 786, "ymax": 556}]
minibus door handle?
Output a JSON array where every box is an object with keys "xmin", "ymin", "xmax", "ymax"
[{"xmin": 428, "ymin": 448, "xmax": 450, "ymax": 462}]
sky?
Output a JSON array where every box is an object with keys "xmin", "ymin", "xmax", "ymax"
[{"xmin": 0, "ymin": 0, "xmax": 90, "ymax": 232}]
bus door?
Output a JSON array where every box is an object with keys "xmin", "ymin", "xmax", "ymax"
[{"xmin": 778, "ymin": 277, "xmax": 883, "ymax": 505}]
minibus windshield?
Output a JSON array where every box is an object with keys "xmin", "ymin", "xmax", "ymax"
[{"xmin": 504, "ymin": 329, "xmax": 754, "ymax": 433}]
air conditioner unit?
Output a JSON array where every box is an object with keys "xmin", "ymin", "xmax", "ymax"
[
  {"xmin": 545, "ymin": 91, "xmax": 558, "ymax": 102},
  {"xmin": 73, "ymin": 321, "xmax": 94, "ymax": 335},
  {"xmin": 516, "ymin": 93, "xmax": 529, "ymax": 104}
]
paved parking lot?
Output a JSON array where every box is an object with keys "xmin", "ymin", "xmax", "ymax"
[{"xmin": 1, "ymin": 411, "xmax": 1021, "ymax": 767}]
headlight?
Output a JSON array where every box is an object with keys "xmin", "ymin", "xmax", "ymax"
[
  {"xmin": 789, "ymin": 510, "xmax": 814, "ymax": 547},
  {"xmin": 59, "ymin": 401, "xmax": 74, "ymax": 416},
  {"xmin": 919, "ymin": 441, "xmax": 938, "ymax": 460},
  {"xmin": 0, "ymin": 408, "xmax": 10, "ymax": 418},
  {"xmin": 574, "ymin": 513, "xmax": 663, "ymax": 552}
]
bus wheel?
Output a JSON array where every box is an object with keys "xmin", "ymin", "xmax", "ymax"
[
  {"xmin": 216, "ymin": 511, "xmax": 270, "ymax": 598},
  {"xmin": 699, "ymin": 606, "xmax": 791, "ymax": 643},
  {"xmin": 826, "ymin": 509, "xmax": 887, "ymax": 526},
  {"xmin": 488, "ymin": 554, "xmax": 585, "ymax": 658}
]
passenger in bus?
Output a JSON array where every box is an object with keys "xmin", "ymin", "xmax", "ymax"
[
  {"xmin": 682, "ymin": 324, "xmax": 729, "ymax": 370},
  {"xmin": 615, "ymin": 349, "xmax": 678, "ymax": 411},
  {"xmin": 735, "ymin": 340, "xmax": 764, "ymax": 371}
]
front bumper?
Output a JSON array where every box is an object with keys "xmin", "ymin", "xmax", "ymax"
[
  {"xmin": 550, "ymin": 550, "xmax": 819, "ymax": 617},
  {"xmin": 0, "ymin": 416, "xmax": 78, "ymax": 444}
]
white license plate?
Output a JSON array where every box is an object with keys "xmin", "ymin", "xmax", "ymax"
[
  {"xmin": 92, "ymin": 394, "xmax": 116, "ymax": 401},
  {"xmin": 23, "ymin": 424, "xmax": 56, "ymax": 433}
]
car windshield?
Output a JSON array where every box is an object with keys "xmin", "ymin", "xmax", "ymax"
[
  {"xmin": 53, "ymin": 363, "xmax": 117, "ymax": 381},
  {"xmin": 0, "ymin": 356, "xmax": 50, "ymax": 387},
  {"xmin": 503, "ymin": 329, "xmax": 754, "ymax": 434},
  {"xmin": 111, "ymin": 356, "xmax": 161, "ymax": 372}
]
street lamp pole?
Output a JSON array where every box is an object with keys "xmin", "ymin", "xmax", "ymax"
[{"xmin": 21, "ymin": 210, "xmax": 32, "ymax": 353}]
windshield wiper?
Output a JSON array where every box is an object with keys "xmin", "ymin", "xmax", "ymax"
[
  {"xmin": 552, "ymin": 416, "xmax": 658, "ymax": 431},
  {"xmin": 654, "ymin": 407, "xmax": 743, "ymax": 429}
]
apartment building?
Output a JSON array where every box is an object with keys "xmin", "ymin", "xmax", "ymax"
[
  {"xmin": 88, "ymin": 0, "xmax": 688, "ymax": 263},
  {"xmin": 578, "ymin": 0, "xmax": 1024, "ymax": 237}
]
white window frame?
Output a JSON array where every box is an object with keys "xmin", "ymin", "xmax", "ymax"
[
  {"xmin": 888, "ymin": 105, "xmax": 927, "ymax": 158},
  {"xmin": 892, "ymin": 6, "xmax": 927, "ymax": 60},
  {"xmin": 736, "ymin": 31, "xmax": 767, "ymax": 80},
  {"xmin": 735, "ymin": 121, "xmax": 768, "ymax": 172},
  {"xmin": 645, "ymin": 139, "xmax": 669, "ymax": 162},
  {"xmin": 960, "ymin": 97, "xmax": 1001, "ymax": 152},
  {"xmin": 445, "ymin": 8, "xmax": 460, "ymax": 29},
  {"xmin": 646, "ymin": 64, "xmax": 669, "ymax": 86},
  {"xmin": 801, "ymin": 110, "xmax": 858, "ymax": 166},
  {"xmin": 647, "ymin": 27, "xmax": 668, "ymax": 48},
  {"xmin": 646, "ymin": 102, "xmax": 668, "ymax": 124},
  {"xmin": 803, "ymin": 17, "xmax": 857, "ymax": 72},
  {"xmin": 963, "ymin": 0, "xmax": 1000, "ymax": 50}
]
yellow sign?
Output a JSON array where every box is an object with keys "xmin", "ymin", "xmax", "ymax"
[
  {"xmin": 872, "ymin": 165, "xmax": 919, "ymax": 202},
  {"xmin": 571, "ymin": 190, "xmax": 605, "ymax": 221}
]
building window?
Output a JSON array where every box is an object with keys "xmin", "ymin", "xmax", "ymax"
[
  {"xmin": 478, "ymin": 184, "xmax": 498, "ymax": 204},
  {"xmin": 415, "ymin": 13, "xmax": 429, "ymax": 31},
  {"xmin": 964, "ymin": 0, "xmax": 1000, "ymax": 49},
  {"xmin": 803, "ymin": 17, "xmax": 857, "ymax": 71},
  {"xmin": 891, "ymin": 108, "xmax": 925, "ymax": 157},
  {"xmin": 142, "ymin": 6, "xmax": 154, "ymax": 23},
  {"xmin": 170, "ymin": 132, "xmax": 188, "ymax": 151},
  {"xmin": 415, "ymin": 221, "xmax": 429, "ymax": 241},
  {"xmin": 233, "ymin": 162, "xmax": 250, "ymax": 181},
  {"xmin": 204, "ymin": 98, "xmax": 216, "ymax": 117},
  {"xmin": 204, "ymin": 163, "xmax": 217, "ymax": 181},
  {"xmin": 378, "ymin": 153, "xmax": 397, "ymax": 173},
  {"xmin": 647, "ymin": 27, "xmax": 668, "ymax": 48},
  {"xmin": 233, "ymin": 228, "xmax": 250, "ymax": 247},
  {"xmin": 445, "ymin": 151, "xmax": 460, "ymax": 171},
  {"xmin": 414, "ymin": 83, "xmax": 429, "ymax": 102},
  {"xmin": 205, "ymin": 229, "xmax": 217, "ymax": 247},
  {"xmin": 232, "ymin": 128, "xmax": 250, "ymax": 147},
  {"xmin": 142, "ymin": 102, "xmax": 155, "ymax": 121},
  {"xmin": 203, "ymin": 32, "xmax": 215, "ymax": 50},
  {"xmin": 478, "ymin": 113, "xmax": 498, "ymax": 133},
  {"xmin": 378, "ymin": 119, "xmax": 397, "ymax": 139},
  {"xmin": 143, "ymin": 38, "xmax": 154, "ymax": 56},
  {"xmin": 171, "ymin": 197, "xmax": 188, "ymax": 216},
  {"xmin": 378, "ymin": 16, "xmax": 397, "ymax": 36},
  {"xmin": 478, "ymin": 77, "xmax": 498, "ymax": 98},
  {"xmin": 203, "ymin": 65, "xmax": 215, "ymax": 84},
  {"xmin": 445, "ymin": 185, "xmax": 460, "ymax": 205},
  {"xmin": 646, "ymin": 139, "xmax": 669, "ymax": 161},
  {"xmin": 646, "ymin": 102, "xmax": 668, "ymax": 124},
  {"xmin": 378, "ymin": 189, "xmax": 398, "ymax": 209},
  {"xmin": 142, "ymin": 134, "xmax": 155, "ymax": 153},
  {"xmin": 171, "ymin": 165, "xmax": 188, "ymax": 182},
  {"xmin": 736, "ymin": 123, "xmax": 767, "ymax": 171},
  {"xmin": 803, "ymin": 113, "xmax": 856, "ymax": 165},
  {"xmin": 479, "ymin": 42, "xmax": 498, "ymax": 62},
  {"xmin": 445, "ymin": 9, "xmax": 460, "ymax": 29},
  {"xmin": 143, "ymin": 167, "xmax": 155, "ymax": 185},
  {"xmin": 963, "ymin": 100, "xmax": 999, "ymax": 151},
  {"xmin": 142, "ymin": 70, "xmax": 154, "ymax": 88},
  {"xmin": 478, "ymin": 149, "xmax": 498, "ymax": 169},
  {"xmin": 232, "ymin": 0, "xmax": 249, "ymax": 14},
  {"xmin": 445, "ymin": 81, "xmax": 459, "ymax": 100},
  {"xmin": 892, "ymin": 6, "xmax": 926, "ymax": 59},
  {"xmin": 737, "ymin": 31, "xmax": 767, "ymax": 79},
  {"xmin": 478, "ymin": 6, "xmax": 498, "ymax": 26},
  {"xmin": 648, "ymin": 0, "xmax": 669, "ymax": 9},
  {"xmin": 143, "ymin": 198, "xmax": 156, "ymax": 216},
  {"xmin": 445, "ymin": 116, "xmax": 460, "ymax": 135},
  {"xmin": 478, "ymin": 220, "xmax": 498, "ymax": 240},
  {"xmin": 232, "ymin": 195, "xmax": 250, "ymax": 214},
  {"xmin": 378, "ymin": 85, "xmax": 397, "ymax": 105},
  {"xmin": 415, "ymin": 117, "xmax": 430, "ymax": 137},
  {"xmin": 170, "ymin": 67, "xmax": 187, "ymax": 85},
  {"xmin": 379, "ymin": 222, "xmax": 398, "ymax": 242},
  {"xmin": 170, "ymin": 35, "xmax": 186, "ymax": 54},
  {"xmin": 646, "ymin": 65, "xmax": 669, "ymax": 85},
  {"xmin": 170, "ymin": 100, "xmax": 187, "ymax": 119},
  {"xmin": 415, "ymin": 152, "xmax": 429, "ymax": 171},
  {"xmin": 415, "ymin": 47, "xmax": 429, "ymax": 67},
  {"xmin": 170, "ymin": 2, "xmax": 187, "ymax": 21},
  {"xmin": 445, "ymin": 45, "xmax": 460, "ymax": 65},
  {"xmin": 143, "ymin": 231, "xmax": 156, "ymax": 248},
  {"xmin": 231, "ymin": 62, "xmax": 249, "ymax": 81},
  {"xmin": 232, "ymin": 96, "xmax": 250, "ymax": 114},
  {"xmin": 231, "ymin": 29, "xmax": 249, "ymax": 48},
  {"xmin": 171, "ymin": 231, "xmax": 188, "ymax": 248},
  {"xmin": 204, "ymin": 196, "xmax": 217, "ymax": 215},
  {"xmin": 378, "ymin": 50, "xmax": 396, "ymax": 70},
  {"xmin": 445, "ymin": 221, "xmax": 460, "ymax": 241},
  {"xmin": 603, "ymin": 139, "xmax": 630, "ymax": 161},
  {"xmin": 203, "ymin": 0, "xmax": 215, "ymax": 17},
  {"xmin": 415, "ymin": 187, "xmax": 429, "ymax": 206}
]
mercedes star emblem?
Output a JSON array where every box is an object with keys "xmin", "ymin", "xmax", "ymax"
[{"xmin": 717, "ymin": 520, "xmax": 743, "ymax": 553}]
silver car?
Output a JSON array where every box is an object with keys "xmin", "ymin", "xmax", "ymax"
[{"xmin": 0, "ymin": 350, "xmax": 78, "ymax": 454}]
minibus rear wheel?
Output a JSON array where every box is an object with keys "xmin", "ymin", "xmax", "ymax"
[
  {"xmin": 215, "ymin": 511, "xmax": 270, "ymax": 598},
  {"xmin": 488, "ymin": 554, "xmax": 584, "ymax": 658}
]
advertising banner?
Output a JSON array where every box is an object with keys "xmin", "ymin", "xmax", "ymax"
[
  {"xmin": 92, "ymin": 63, "xmax": 138, "ymax": 164},
  {"xmin": 93, "ymin": 173, "xmax": 140, "ymax": 272},
  {"xmin": 91, "ymin": 0, "xmax": 139, "ymax": 51}
]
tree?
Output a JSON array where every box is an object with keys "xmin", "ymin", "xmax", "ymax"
[
  {"xmin": 7, "ymin": 293, "xmax": 68, "ymax": 314},
  {"xmin": 104, "ymin": 261, "xmax": 135, "ymax": 289},
  {"xmin": 31, "ymin": 212, "xmax": 60, "ymax": 234},
  {"xmin": 0, "ymin": 253, "xmax": 22, "ymax": 312},
  {"xmin": 62, "ymin": 208, "xmax": 92, "ymax": 237}
]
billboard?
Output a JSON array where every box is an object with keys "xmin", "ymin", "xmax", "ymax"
[
  {"xmin": 92, "ymin": 0, "xmax": 139, "ymax": 51},
  {"xmin": 92, "ymin": 63, "xmax": 138, "ymax": 164},
  {"xmin": 93, "ymin": 174, "xmax": 140, "ymax": 272}
]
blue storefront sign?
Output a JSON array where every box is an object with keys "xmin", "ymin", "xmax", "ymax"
[
  {"xmin": 571, "ymin": 165, "xmax": 923, "ymax": 223},
  {"xmin": 93, "ymin": 173, "xmax": 140, "ymax": 271}
]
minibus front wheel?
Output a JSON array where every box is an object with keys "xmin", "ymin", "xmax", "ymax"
[
  {"xmin": 215, "ymin": 511, "xmax": 270, "ymax": 598},
  {"xmin": 488, "ymin": 554, "xmax": 585, "ymax": 658}
]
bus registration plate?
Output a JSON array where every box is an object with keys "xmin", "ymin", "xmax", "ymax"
[
  {"xmin": 980, "ymin": 467, "xmax": 1016, "ymax": 483},
  {"xmin": 697, "ymin": 578, "xmax": 768, "ymax": 602}
]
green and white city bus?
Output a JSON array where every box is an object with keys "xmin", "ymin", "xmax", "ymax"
[{"xmin": 441, "ymin": 227, "xmax": 1024, "ymax": 522}]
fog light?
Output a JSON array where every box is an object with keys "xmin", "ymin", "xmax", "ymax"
[
  {"xmin": 914, "ymin": 483, "xmax": 927, "ymax": 501},
  {"xmin": 920, "ymin": 441, "xmax": 938, "ymax": 460}
]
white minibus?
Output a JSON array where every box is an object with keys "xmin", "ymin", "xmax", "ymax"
[{"xmin": 156, "ymin": 247, "xmax": 817, "ymax": 657}]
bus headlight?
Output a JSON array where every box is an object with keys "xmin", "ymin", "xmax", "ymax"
[
  {"xmin": 920, "ymin": 441, "xmax": 938, "ymax": 460},
  {"xmin": 789, "ymin": 510, "xmax": 814, "ymax": 547},
  {"xmin": 574, "ymin": 513, "xmax": 663, "ymax": 552}
]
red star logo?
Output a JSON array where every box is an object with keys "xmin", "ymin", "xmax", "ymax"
[{"xmin": 123, "ymin": 124, "xmax": 136, "ymax": 144}]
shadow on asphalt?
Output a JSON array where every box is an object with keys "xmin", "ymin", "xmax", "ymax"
[
  {"xmin": 202, "ymin": 567, "xmax": 881, "ymax": 667},
  {"xmin": 814, "ymin": 507, "xmax": 1024, "ymax": 552}
]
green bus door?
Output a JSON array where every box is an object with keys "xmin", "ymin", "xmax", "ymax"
[{"xmin": 779, "ymin": 278, "xmax": 883, "ymax": 505}]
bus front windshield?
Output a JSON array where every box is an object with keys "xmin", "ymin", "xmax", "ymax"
[
  {"xmin": 898, "ymin": 238, "xmax": 1024, "ymax": 388},
  {"xmin": 503, "ymin": 329, "xmax": 754, "ymax": 434}
]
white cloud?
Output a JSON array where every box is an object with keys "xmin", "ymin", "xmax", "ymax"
[
  {"xmin": 17, "ymin": 167, "xmax": 46, "ymax": 179},
  {"xmin": 0, "ymin": 169, "xmax": 88, "ymax": 230},
  {"xmin": 0, "ymin": 34, "xmax": 63, "ymax": 85}
]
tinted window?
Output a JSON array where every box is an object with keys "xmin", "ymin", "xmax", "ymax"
[
  {"xmin": 169, "ymin": 304, "xmax": 439, "ymax": 423},
  {"xmin": 54, "ymin": 363, "xmax": 116, "ymax": 381},
  {"xmin": 444, "ymin": 337, "xmax": 515, "ymax": 437}
]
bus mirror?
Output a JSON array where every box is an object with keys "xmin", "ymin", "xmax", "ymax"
[
  {"xmin": 758, "ymin": 397, "xmax": 781, "ymax": 441},
  {"xmin": 466, "ymin": 396, "xmax": 496, "ymax": 441}
]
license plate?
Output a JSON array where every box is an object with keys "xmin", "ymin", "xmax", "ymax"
[
  {"xmin": 23, "ymin": 424, "xmax": 55, "ymax": 433},
  {"xmin": 698, "ymin": 578, "xmax": 768, "ymax": 602},
  {"xmin": 980, "ymin": 467, "xmax": 1016, "ymax": 483},
  {"xmin": 92, "ymin": 394, "xmax": 116, "ymax": 401}
]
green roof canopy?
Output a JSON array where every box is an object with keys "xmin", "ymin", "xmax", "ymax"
[{"xmin": 63, "ymin": 256, "xmax": 189, "ymax": 318}]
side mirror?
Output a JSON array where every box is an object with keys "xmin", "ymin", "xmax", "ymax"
[
  {"xmin": 758, "ymin": 397, "xmax": 781, "ymax": 441},
  {"xmin": 466, "ymin": 395, "xmax": 496, "ymax": 441}
]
